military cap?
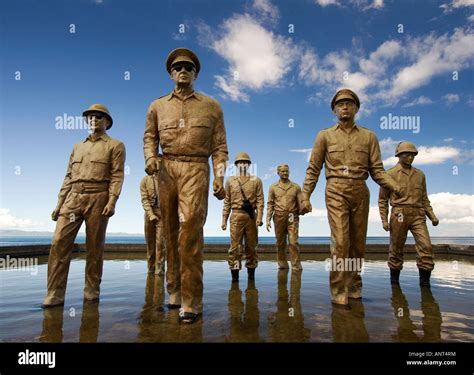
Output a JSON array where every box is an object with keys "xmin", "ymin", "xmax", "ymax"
[
  {"xmin": 331, "ymin": 89, "xmax": 360, "ymax": 110},
  {"xmin": 234, "ymin": 152, "xmax": 252, "ymax": 165},
  {"xmin": 166, "ymin": 48, "xmax": 201, "ymax": 74},
  {"xmin": 83, "ymin": 104, "xmax": 113, "ymax": 130},
  {"xmin": 395, "ymin": 142, "xmax": 418, "ymax": 156}
]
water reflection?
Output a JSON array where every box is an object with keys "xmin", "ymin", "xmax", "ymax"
[
  {"xmin": 80, "ymin": 301, "xmax": 100, "ymax": 342},
  {"xmin": 390, "ymin": 285, "xmax": 418, "ymax": 342},
  {"xmin": 39, "ymin": 305, "xmax": 64, "ymax": 342},
  {"xmin": 331, "ymin": 299, "xmax": 369, "ymax": 342},
  {"xmin": 390, "ymin": 285, "xmax": 442, "ymax": 342},
  {"xmin": 39, "ymin": 299, "xmax": 100, "ymax": 343},
  {"xmin": 226, "ymin": 280, "xmax": 261, "ymax": 342},
  {"xmin": 137, "ymin": 274, "xmax": 203, "ymax": 342},
  {"xmin": 268, "ymin": 269, "xmax": 311, "ymax": 342},
  {"xmin": 421, "ymin": 287, "xmax": 442, "ymax": 342}
]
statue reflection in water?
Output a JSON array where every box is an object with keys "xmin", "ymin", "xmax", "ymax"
[
  {"xmin": 268, "ymin": 269, "xmax": 311, "ymax": 342},
  {"xmin": 227, "ymin": 279, "xmax": 261, "ymax": 342},
  {"xmin": 391, "ymin": 284, "xmax": 442, "ymax": 342},
  {"xmin": 39, "ymin": 300, "xmax": 100, "ymax": 343},
  {"xmin": 331, "ymin": 298, "xmax": 369, "ymax": 342},
  {"xmin": 138, "ymin": 274, "xmax": 203, "ymax": 342}
]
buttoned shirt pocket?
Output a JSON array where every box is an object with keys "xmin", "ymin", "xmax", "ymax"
[
  {"xmin": 187, "ymin": 118, "xmax": 212, "ymax": 149},
  {"xmin": 327, "ymin": 145, "xmax": 345, "ymax": 166},
  {"xmin": 90, "ymin": 156, "xmax": 110, "ymax": 178},
  {"xmin": 353, "ymin": 146, "xmax": 369, "ymax": 166},
  {"xmin": 158, "ymin": 119, "xmax": 178, "ymax": 146},
  {"xmin": 71, "ymin": 155, "xmax": 83, "ymax": 176}
]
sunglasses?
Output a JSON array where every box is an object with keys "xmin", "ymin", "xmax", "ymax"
[
  {"xmin": 87, "ymin": 114, "xmax": 104, "ymax": 120},
  {"xmin": 172, "ymin": 63, "xmax": 196, "ymax": 72},
  {"xmin": 335, "ymin": 100, "xmax": 355, "ymax": 108}
]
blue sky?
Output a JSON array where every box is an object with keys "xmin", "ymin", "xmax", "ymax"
[{"xmin": 1, "ymin": 0, "xmax": 473, "ymax": 236}]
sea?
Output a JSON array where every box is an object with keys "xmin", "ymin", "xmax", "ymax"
[{"xmin": 1, "ymin": 235, "xmax": 472, "ymax": 247}]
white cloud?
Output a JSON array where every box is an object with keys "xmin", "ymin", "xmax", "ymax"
[
  {"xmin": 379, "ymin": 137, "xmax": 401, "ymax": 156},
  {"xmin": 315, "ymin": 0, "xmax": 340, "ymax": 6},
  {"xmin": 214, "ymin": 75, "xmax": 249, "ymax": 102},
  {"xmin": 301, "ymin": 28, "xmax": 474, "ymax": 111},
  {"xmin": 0, "ymin": 208, "xmax": 43, "ymax": 229},
  {"xmin": 444, "ymin": 137, "xmax": 454, "ymax": 142},
  {"xmin": 383, "ymin": 146, "xmax": 461, "ymax": 166},
  {"xmin": 305, "ymin": 194, "xmax": 474, "ymax": 228},
  {"xmin": 440, "ymin": 0, "xmax": 474, "ymax": 13},
  {"xmin": 202, "ymin": 13, "xmax": 297, "ymax": 102},
  {"xmin": 429, "ymin": 193, "xmax": 474, "ymax": 224},
  {"xmin": 402, "ymin": 96, "xmax": 433, "ymax": 108},
  {"xmin": 201, "ymin": 0, "xmax": 474, "ymax": 111},
  {"xmin": 468, "ymin": 14, "xmax": 474, "ymax": 21},
  {"xmin": 384, "ymin": 28, "xmax": 474, "ymax": 101},
  {"xmin": 443, "ymin": 93, "xmax": 460, "ymax": 104},
  {"xmin": 252, "ymin": 0, "xmax": 280, "ymax": 23},
  {"xmin": 315, "ymin": 0, "xmax": 384, "ymax": 10}
]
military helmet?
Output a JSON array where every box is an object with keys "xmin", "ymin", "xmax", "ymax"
[
  {"xmin": 331, "ymin": 88, "xmax": 360, "ymax": 110},
  {"xmin": 166, "ymin": 48, "xmax": 201, "ymax": 75},
  {"xmin": 83, "ymin": 104, "xmax": 113, "ymax": 130},
  {"xmin": 395, "ymin": 141, "xmax": 418, "ymax": 156},
  {"xmin": 234, "ymin": 152, "xmax": 252, "ymax": 165}
]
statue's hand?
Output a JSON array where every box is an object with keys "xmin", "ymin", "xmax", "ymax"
[
  {"xmin": 51, "ymin": 208, "xmax": 61, "ymax": 221},
  {"xmin": 213, "ymin": 178, "xmax": 225, "ymax": 200}
]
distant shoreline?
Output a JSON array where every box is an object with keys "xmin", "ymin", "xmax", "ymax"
[{"xmin": 1, "ymin": 243, "xmax": 473, "ymax": 258}]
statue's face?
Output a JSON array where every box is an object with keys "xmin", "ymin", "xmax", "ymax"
[
  {"xmin": 87, "ymin": 112, "xmax": 108, "ymax": 133},
  {"xmin": 236, "ymin": 161, "xmax": 250, "ymax": 174},
  {"xmin": 398, "ymin": 152, "xmax": 416, "ymax": 166},
  {"xmin": 171, "ymin": 62, "xmax": 196, "ymax": 86},
  {"xmin": 334, "ymin": 99, "xmax": 358, "ymax": 121},
  {"xmin": 278, "ymin": 167, "xmax": 290, "ymax": 180}
]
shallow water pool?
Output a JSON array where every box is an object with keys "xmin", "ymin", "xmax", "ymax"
[{"xmin": 1, "ymin": 253, "xmax": 473, "ymax": 343}]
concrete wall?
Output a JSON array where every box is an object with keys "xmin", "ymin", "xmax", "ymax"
[{"xmin": 1, "ymin": 243, "xmax": 473, "ymax": 258}]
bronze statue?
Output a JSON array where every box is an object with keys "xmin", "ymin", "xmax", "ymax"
[
  {"xmin": 140, "ymin": 174, "xmax": 166, "ymax": 275},
  {"xmin": 42, "ymin": 104, "xmax": 126, "ymax": 307},
  {"xmin": 300, "ymin": 89, "xmax": 401, "ymax": 306},
  {"xmin": 143, "ymin": 48, "xmax": 229, "ymax": 324},
  {"xmin": 266, "ymin": 164, "xmax": 303, "ymax": 271},
  {"xmin": 222, "ymin": 152, "xmax": 264, "ymax": 282},
  {"xmin": 379, "ymin": 141, "xmax": 439, "ymax": 287}
]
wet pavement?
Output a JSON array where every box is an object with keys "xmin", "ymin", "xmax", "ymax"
[{"xmin": 1, "ymin": 253, "xmax": 473, "ymax": 342}]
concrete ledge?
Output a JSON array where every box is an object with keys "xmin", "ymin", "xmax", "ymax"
[{"xmin": 1, "ymin": 243, "xmax": 473, "ymax": 258}]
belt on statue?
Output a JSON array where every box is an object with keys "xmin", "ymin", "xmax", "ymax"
[
  {"xmin": 71, "ymin": 182, "xmax": 109, "ymax": 194},
  {"xmin": 163, "ymin": 154, "xmax": 208, "ymax": 163}
]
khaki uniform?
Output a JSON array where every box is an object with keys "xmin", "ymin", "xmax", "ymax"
[
  {"xmin": 144, "ymin": 90, "xmax": 228, "ymax": 314},
  {"xmin": 267, "ymin": 180, "xmax": 302, "ymax": 270},
  {"xmin": 44, "ymin": 134, "xmax": 125, "ymax": 305},
  {"xmin": 379, "ymin": 163, "xmax": 436, "ymax": 271},
  {"xmin": 140, "ymin": 175, "xmax": 166, "ymax": 275},
  {"xmin": 223, "ymin": 176, "xmax": 264, "ymax": 270},
  {"xmin": 303, "ymin": 123, "xmax": 397, "ymax": 305}
]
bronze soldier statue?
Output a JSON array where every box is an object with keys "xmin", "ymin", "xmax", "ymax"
[
  {"xmin": 222, "ymin": 152, "xmax": 264, "ymax": 282},
  {"xmin": 143, "ymin": 48, "xmax": 229, "ymax": 323},
  {"xmin": 379, "ymin": 141, "xmax": 439, "ymax": 287},
  {"xmin": 42, "ymin": 104, "xmax": 126, "ymax": 307},
  {"xmin": 140, "ymin": 173, "xmax": 166, "ymax": 275},
  {"xmin": 300, "ymin": 89, "xmax": 401, "ymax": 306},
  {"xmin": 266, "ymin": 164, "xmax": 303, "ymax": 271}
]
